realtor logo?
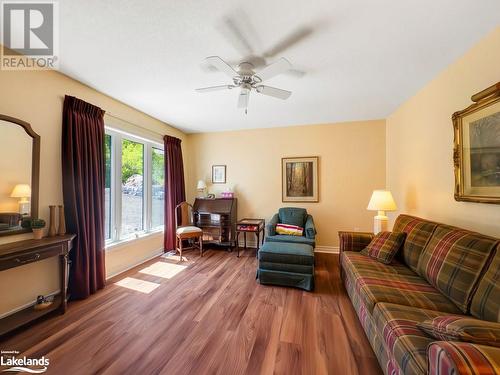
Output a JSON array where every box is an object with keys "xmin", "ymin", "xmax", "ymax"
[{"xmin": 1, "ymin": 1, "xmax": 59, "ymax": 70}]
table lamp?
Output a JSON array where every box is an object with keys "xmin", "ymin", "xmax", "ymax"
[
  {"xmin": 367, "ymin": 190, "xmax": 397, "ymax": 234},
  {"xmin": 10, "ymin": 184, "xmax": 31, "ymax": 215},
  {"xmin": 197, "ymin": 180, "xmax": 207, "ymax": 198}
]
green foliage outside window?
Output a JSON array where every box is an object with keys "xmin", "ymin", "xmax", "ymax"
[{"xmin": 122, "ymin": 139, "xmax": 144, "ymax": 183}]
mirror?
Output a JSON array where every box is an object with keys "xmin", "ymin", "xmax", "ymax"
[{"xmin": 0, "ymin": 115, "xmax": 40, "ymax": 236}]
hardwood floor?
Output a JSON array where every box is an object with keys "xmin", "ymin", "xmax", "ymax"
[{"xmin": 0, "ymin": 249, "xmax": 382, "ymax": 375}]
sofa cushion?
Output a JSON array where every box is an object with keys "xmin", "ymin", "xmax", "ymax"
[
  {"xmin": 258, "ymin": 241, "xmax": 314, "ymax": 266},
  {"xmin": 278, "ymin": 207, "xmax": 307, "ymax": 227},
  {"xmin": 470, "ymin": 245, "xmax": 500, "ymax": 322},
  {"xmin": 342, "ymin": 251, "xmax": 418, "ymax": 278},
  {"xmin": 417, "ymin": 316, "xmax": 500, "ymax": 348},
  {"xmin": 417, "ymin": 225, "xmax": 498, "ymax": 313},
  {"xmin": 373, "ymin": 302, "xmax": 443, "ymax": 375},
  {"xmin": 361, "ymin": 231, "xmax": 406, "ymax": 264},
  {"xmin": 427, "ymin": 341, "xmax": 500, "ymax": 375},
  {"xmin": 266, "ymin": 234, "xmax": 315, "ymax": 247},
  {"xmin": 393, "ymin": 214, "xmax": 439, "ymax": 273},
  {"xmin": 342, "ymin": 252, "xmax": 460, "ymax": 314}
]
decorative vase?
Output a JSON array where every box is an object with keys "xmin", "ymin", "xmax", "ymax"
[
  {"xmin": 32, "ymin": 228, "xmax": 44, "ymax": 240},
  {"xmin": 58, "ymin": 205, "xmax": 66, "ymax": 236},
  {"xmin": 48, "ymin": 205, "xmax": 57, "ymax": 237}
]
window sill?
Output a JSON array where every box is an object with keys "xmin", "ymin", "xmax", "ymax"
[{"xmin": 105, "ymin": 229, "xmax": 163, "ymax": 252}]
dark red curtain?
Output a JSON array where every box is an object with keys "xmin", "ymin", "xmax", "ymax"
[
  {"xmin": 62, "ymin": 95, "xmax": 106, "ymax": 299},
  {"xmin": 164, "ymin": 135, "xmax": 185, "ymax": 251}
]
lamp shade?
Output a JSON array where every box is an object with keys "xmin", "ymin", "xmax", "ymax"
[
  {"xmin": 367, "ymin": 190, "xmax": 397, "ymax": 211},
  {"xmin": 10, "ymin": 184, "xmax": 31, "ymax": 198},
  {"xmin": 197, "ymin": 180, "xmax": 207, "ymax": 189}
]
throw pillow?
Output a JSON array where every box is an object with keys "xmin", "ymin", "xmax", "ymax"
[
  {"xmin": 418, "ymin": 316, "xmax": 500, "ymax": 348},
  {"xmin": 275, "ymin": 223, "xmax": 304, "ymax": 236},
  {"xmin": 361, "ymin": 231, "xmax": 406, "ymax": 264}
]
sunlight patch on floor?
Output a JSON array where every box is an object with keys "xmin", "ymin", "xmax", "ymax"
[
  {"xmin": 115, "ymin": 277, "xmax": 160, "ymax": 294},
  {"xmin": 161, "ymin": 253, "xmax": 190, "ymax": 262},
  {"xmin": 139, "ymin": 261, "xmax": 187, "ymax": 279}
]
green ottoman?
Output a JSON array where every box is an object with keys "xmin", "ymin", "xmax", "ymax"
[{"xmin": 257, "ymin": 241, "xmax": 315, "ymax": 291}]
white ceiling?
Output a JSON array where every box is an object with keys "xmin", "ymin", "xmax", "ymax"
[{"xmin": 60, "ymin": 1, "xmax": 500, "ymax": 133}]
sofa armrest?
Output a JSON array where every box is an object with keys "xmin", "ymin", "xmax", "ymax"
[
  {"xmin": 266, "ymin": 214, "xmax": 279, "ymax": 236},
  {"xmin": 304, "ymin": 215, "xmax": 316, "ymax": 239},
  {"xmin": 427, "ymin": 341, "xmax": 500, "ymax": 375},
  {"xmin": 338, "ymin": 231, "xmax": 374, "ymax": 253}
]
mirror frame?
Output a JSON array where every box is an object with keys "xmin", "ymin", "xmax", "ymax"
[{"xmin": 0, "ymin": 114, "xmax": 40, "ymax": 237}]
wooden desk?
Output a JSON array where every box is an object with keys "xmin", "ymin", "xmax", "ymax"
[
  {"xmin": 236, "ymin": 219, "xmax": 265, "ymax": 257},
  {"xmin": 0, "ymin": 235, "xmax": 75, "ymax": 336},
  {"xmin": 193, "ymin": 198, "xmax": 237, "ymax": 249}
]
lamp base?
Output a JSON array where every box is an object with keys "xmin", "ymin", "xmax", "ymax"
[
  {"xmin": 373, "ymin": 211, "xmax": 388, "ymax": 234},
  {"xmin": 19, "ymin": 202, "xmax": 30, "ymax": 216}
]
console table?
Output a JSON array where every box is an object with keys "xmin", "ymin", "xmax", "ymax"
[{"xmin": 0, "ymin": 235, "xmax": 75, "ymax": 336}]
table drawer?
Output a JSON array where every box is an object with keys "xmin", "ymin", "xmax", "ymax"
[{"xmin": 0, "ymin": 245, "xmax": 62, "ymax": 271}]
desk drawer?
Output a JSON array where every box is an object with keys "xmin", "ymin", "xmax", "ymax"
[{"xmin": 0, "ymin": 245, "xmax": 62, "ymax": 271}]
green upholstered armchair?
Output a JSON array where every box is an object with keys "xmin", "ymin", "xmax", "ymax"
[{"xmin": 266, "ymin": 207, "xmax": 316, "ymax": 247}]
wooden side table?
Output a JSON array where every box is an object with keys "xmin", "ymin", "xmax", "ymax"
[{"xmin": 236, "ymin": 219, "xmax": 265, "ymax": 257}]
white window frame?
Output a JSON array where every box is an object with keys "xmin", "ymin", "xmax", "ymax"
[{"xmin": 105, "ymin": 126, "xmax": 164, "ymax": 247}]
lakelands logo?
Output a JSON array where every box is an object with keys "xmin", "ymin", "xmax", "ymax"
[
  {"xmin": 0, "ymin": 1, "xmax": 59, "ymax": 70},
  {"xmin": 1, "ymin": 351, "xmax": 49, "ymax": 373}
]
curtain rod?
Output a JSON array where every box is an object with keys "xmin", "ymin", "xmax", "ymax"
[{"xmin": 59, "ymin": 95, "xmax": 168, "ymax": 137}]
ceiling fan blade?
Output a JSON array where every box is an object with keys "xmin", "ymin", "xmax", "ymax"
[
  {"xmin": 256, "ymin": 85, "xmax": 292, "ymax": 100},
  {"xmin": 205, "ymin": 56, "xmax": 238, "ymax": 79},
  {"xmin": 263, "ymin": 27, "xmax": 313, "ymax": 58},
  {"xmin": 220, "ymin": 15, "xmax": 255, "ymax": 56},
  {"xmin": 237, "ymin": 88, "xmax": 250, "ymax": 109},
  {"xmin": 254, "ymin": 58, "xmax": 292, "ymax": 82},
  {"xmin": 195, "ymin": 85, "xmax": 234, "ymax": 93}
]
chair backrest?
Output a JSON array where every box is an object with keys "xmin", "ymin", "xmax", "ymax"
[
  {"xmin": 175, "ymin": 202, "xmax": 194, "ymax": 228},
  {"xmin": 278, "ymin": 207, "xmax": 307, "ymax": 227}
]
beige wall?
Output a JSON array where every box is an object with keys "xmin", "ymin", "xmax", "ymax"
[
  {"xmin": 186, "ymin": 120, "xmax": 386, "ymax": 248},
  {"xmin": 386, "ymin": 27, "xmax": 500, "ymax": 236},
  {"xmin": 0, "ymin": 68, "xmax": 185, "ymax": 316}
]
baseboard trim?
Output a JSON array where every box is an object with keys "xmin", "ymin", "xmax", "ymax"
[
  {"xmin": 106, "ymin": 249, "xmax": 164, "ymax": 280},
  {"xmin": 314, "ymin": 246, "xmax": 339, "ymax": 254},
  {"xmin": 0, "ymin": 290, "xmax": 60, "ymax": 320}
]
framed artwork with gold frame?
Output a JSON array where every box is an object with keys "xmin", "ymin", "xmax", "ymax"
[
  {"xmin": 453, "ymin": 82, "xmax": 500, "ymax": 204},
  {"xmin": 282, "ymin": 156, "xmax": 319, "ymax": 202}
]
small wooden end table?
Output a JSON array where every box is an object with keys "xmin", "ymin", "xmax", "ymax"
[{"xmin": 236, "ymin": 219, "xmax": 265, "ymax": 257}]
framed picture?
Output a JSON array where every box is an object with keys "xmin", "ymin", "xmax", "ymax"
[
  {"xmin": 453, "ymin": 82, "xmax": 500, "ymax": 204},
  {"xmin": 212, "ymin": 165, "xmax": 226, "ymax": 184},
  {"xmin": 282, "ymin": 156, "xmax": 319, "ymax": 202}
]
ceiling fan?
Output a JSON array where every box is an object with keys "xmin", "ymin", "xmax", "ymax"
[{"xmin": 196, "ymin": 56, "xmax": 293, "ymax": 113}]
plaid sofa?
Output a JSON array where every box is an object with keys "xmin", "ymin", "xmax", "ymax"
[{"xmin": 339, "ymin": 214, "xmax": 500, "ymax": 375}]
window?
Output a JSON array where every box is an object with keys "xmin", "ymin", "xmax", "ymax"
[
  {"xmin": 104, "ymin": 128, "xmax": 165, "ymax": 245},
  {"xmin": 104, "ymin": 134, "xmax": 112, "ymax": 240},
  {"xmin": 151, "ymin": 147, "xmax": 165, "ymax": 229},
  {"xmin": 121, "ymin": 139, "xmax": 144, "ymax": 237}
]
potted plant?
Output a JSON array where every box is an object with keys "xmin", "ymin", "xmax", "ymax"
[{"xmin": 31, "ymin": 219, "xmax": 46, "ymax": 240}]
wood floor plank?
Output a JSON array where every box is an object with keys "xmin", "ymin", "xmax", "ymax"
[{"xmin": 0, "ymin": 249, "xmax": 382, "ymax": 375}]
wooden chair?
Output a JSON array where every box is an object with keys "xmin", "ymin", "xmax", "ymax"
[{"xmin": 175, "ymin": 202, "xmax": 203, "ymax": 260}]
